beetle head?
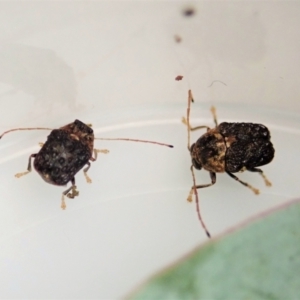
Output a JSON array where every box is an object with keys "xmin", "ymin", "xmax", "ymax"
[
  {"xmin": 190, "ymin": 143, "xmax": 202, "ymax": 170},
  {"xmin": 60, "ymin": 120, "xmax": 92, "ymax": 135}
]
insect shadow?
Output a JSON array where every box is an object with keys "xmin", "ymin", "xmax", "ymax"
[
  {"xmin": 182, "ymin": 90, "xmax": 275, "ymax": 237},
  {"xmin": 0, "ymin": 120, "xmax": 173, "ymax": 209}
]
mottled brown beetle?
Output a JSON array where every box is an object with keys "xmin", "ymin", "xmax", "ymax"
[
  {"xmin": 182, "ymin": 90, "xmax": 275, "ymax": 237},
  {"xmin": 0, "ymin": 120, "xmax": 173, "ymax": 209}
]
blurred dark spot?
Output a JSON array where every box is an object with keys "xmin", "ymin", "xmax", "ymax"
[
  {"xmin": 182, "ymin": 7, "xmax": 196, "ymax": 17},
  {"xmin": 174, "ymin": 35, "xmax": 182, "ymax": 43}
]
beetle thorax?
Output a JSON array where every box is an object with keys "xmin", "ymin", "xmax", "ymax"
[
  {"xmin": 60, "ymin": 119, "xmax": 94, "ymax": 154},
  {"xmin": 191, "ymin": 128, "xmax": 226, "ymax": 173}
]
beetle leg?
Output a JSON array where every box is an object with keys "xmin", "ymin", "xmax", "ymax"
[
  {"xmin": 210, "ymin": 106, "xmax": 218, "ymax": 127},
  {"xmin": 90, "ymin": 149, "xmax": 110, "ymax": 162},
  {"xmin": 182, "ymin": 117, "xmax": 210, "ymax": 131},
  {"xmin": 188, "ymin": 170, "xmax": 216, "ymax": 202},
  {"xmin": 61, "ymin": 186, "xmax": 72, "ymax": 210},
  {"xmin": 182, "ymin": 114, "xmax": 210, "ymax": 151},
  {"xmin": 83, "ymin": 162, "xmax": 92, "ymax": 183},
  {"xmin": 182, "ymin": 105, "xmax": 216, "ymax": 131},
  {"xmin": 194, "ymin": 171, "xmax": 216, "ymax": 189},
  {"xmin": 15, "ymin": 154, "xmax": 37, "ymax": 178},
  {"xmin": 83, "ymin": 149, "xmax": 109, "ymax": 183},
  {"xmin": 226, "ymin": 171, "xmax": 260, "ymax": 194},
  {"xmin": 61, "ymin": 178, "xmax": 79, "ymax": 209},
  {"xmin": 191, "ymin": 125, "xmax": 211, "ymax": 131},
  {"xmin": 247, "ymin": 167, "xmax": 272, "ymax": 187}
]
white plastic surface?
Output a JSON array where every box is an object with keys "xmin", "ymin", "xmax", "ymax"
[{"xmin": 0, "ymin": 2, "xmax": 300, "ymax": 299}]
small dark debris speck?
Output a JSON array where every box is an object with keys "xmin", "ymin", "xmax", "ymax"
[
  {"xmin": 182, "ymin": 7, "xmax": 196, "ymax": 17},
  {"xmin": 174, "ymin": 35, "xmax": 182, "ymax": 43}
]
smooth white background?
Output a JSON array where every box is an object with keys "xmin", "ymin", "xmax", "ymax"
[{"xmin": 0, "ymin": 1, "xmax": 299, "ymax": 299}]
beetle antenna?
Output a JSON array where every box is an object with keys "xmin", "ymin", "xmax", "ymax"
[
  {"xmin": 190, "ymin": 165, "xmax": 211, "ymax": 238},
  {"xmin": 187, "ymin": 89, "xmax": 194, "ymax": 150},
  {"xmin": 0, "ymin": 127, "xmax": 53, "ymax": 139},
  {"xmin": 95, "ymin": 138, "xmax": 173, "ymax": 148}
]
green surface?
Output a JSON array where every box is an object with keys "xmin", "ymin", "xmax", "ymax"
[{"xmin": 131, "ymin": 200, "xmax": 300, "ymax": 300}]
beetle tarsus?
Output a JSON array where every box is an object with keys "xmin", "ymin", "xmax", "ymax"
[{"xmin": 15, "ymin": 171, "xmax": 30, "ymax": 178}]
